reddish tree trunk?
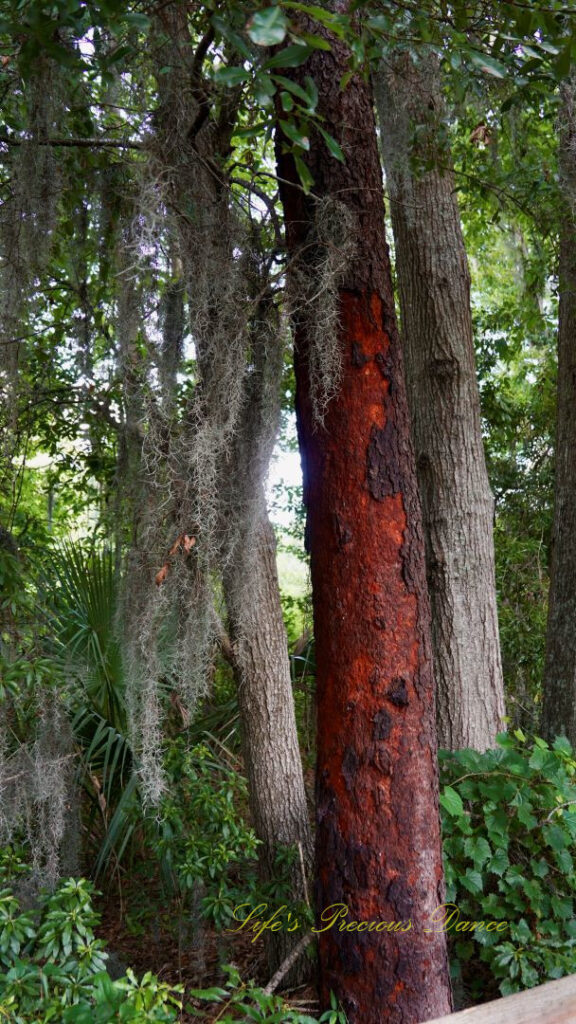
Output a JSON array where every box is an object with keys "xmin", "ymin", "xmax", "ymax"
[{"xmin": 276, "ymin": 32, "xmax": 452, "ymax": 1024}]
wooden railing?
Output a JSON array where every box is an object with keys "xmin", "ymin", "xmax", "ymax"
[{"xmin": 426, "ymin": 973, "xmax": 576, "ymax": 1023}]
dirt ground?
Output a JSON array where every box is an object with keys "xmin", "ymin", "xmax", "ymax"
[{"xmin": 95, "ymin": 880, "xmax": 319, "ymax": 1022}]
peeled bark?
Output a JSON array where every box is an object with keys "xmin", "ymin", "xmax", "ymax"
[
  {"xmin": 375, "ymin": 54, "xmax": 505, "ymax": 751},
  {"xmin": 276, "ymin": 32, "xmax": 452, "ymax": 1024},
  {"xmin": 541, "ymin": 75, "xmax": 576, "ymax": 746}
]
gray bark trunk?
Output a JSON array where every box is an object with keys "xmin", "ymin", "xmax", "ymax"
[
  {"xmin": 223, "ymin": 495, "xmax": 313, "ymax": 973},
  {"xmin": 542, "ymin": 75, "xmax": 576, "ymax": 746},
  {"xmin": 152, "ymin": 7, "xmax": 312, "ymax": 975},
  {"xmin": 375, "ymin": 53, "xmax": 505, "ymax": 751}
]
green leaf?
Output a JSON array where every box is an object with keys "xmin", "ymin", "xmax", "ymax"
[
  {"xmin": 440, "ymin": 786, "xmax": 464, "ymax": 817},
  {"xmin": 551, "ymin": 895, "xmax": 573, "ymax": 920},
  {"xmin": 529, "ymin": 747, "xmax": 551, "ymax": 771},
  {"xmin": 538, "ymin": 40, "xmax": 561, "ymax": 55},
  {"xmin": 465, "ymin": 836, "xmax": 492, "ymax": 869},
  {"xmin": 553, "ymin": 735, "xmax": 573, "ymax": 756},
  {"xmin": 264, "ymin": 43, "xmax": 313, "ymax": 69},
  {"xmin": 562, "ymin": 810, "xmax": 576, "ymax": 836},
  {"xmin": 317, "ymin": 125, "xmax": 345, "ymax": 162},
  {"xmin": 544, "ymin": 824, "xmax": 568, "ymax": 852},
  {"xmin": 489, "ymin": 849, "xmax": 509, "ymax": 876},
  {"xmin": 461, "ymin": 869, "xmax": 483, "ymax": 895},
  {"xmin": 282, "ymin": 1, "xmax": 348, "ymax": 37},
  {"xmin": 297, "ymin": 31, "xmax": 332, "ymax": 51},
  {"xmin": 188, "ymin": 985, "xmax": 228, "ymax": 1001},
  {"xmin": 555, "ymin": 847, "xmax": 573, "ymax": 874},
  {"xmin": 294, "ymin": 154, "xmax": 314, "ymax": 193},
  {"xmin": 247, "ymin": 6, "xmax": 288, "ymax": 46},
  {"xmin": 279, "ymin": 119, "xmax": 309, "ymax": 150},
  {"xmin": 213, "ymin": 66, "xmax": 249, "ymax": 87},
  {"xmin": 273, "ymin": 74, "xmax": 317, "ymax": 111},
  {"xmin": 254, "ymin": 75, "xmax": 276, "ymax": 106},
  {"xmin": 516, "ymin": 804, "xmax": 537, "ymax": 829},
  {"xmin": 469, "ymin": 51, "xmax": 509, "ymax": 79}
]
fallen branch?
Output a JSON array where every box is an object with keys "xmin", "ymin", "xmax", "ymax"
[{"xmin": 262, "ymin": 933, "xmax": 314, "ymax": 996}]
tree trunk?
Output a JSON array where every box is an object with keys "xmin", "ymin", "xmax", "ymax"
[
  {"xmin": 223, "ymin": 493, "xmax": 313, "ymax": 975},
  {"xmin": 375, "ymin": 53, "xmax": 505, "ymax": 751},
  {"xmin": 152, "ymin": 5, "xmax": 313, "ymax": 974},
  {"xmin": 276, "ymin": 32, "xmax": 452, "ymax": 1024},
  {"xmin": 541, "ymin": 75, "xmax": 576, "ymax": 746}
]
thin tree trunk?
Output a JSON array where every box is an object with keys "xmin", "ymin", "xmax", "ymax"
[
  {"xmin": 541, "ymin": 74, "xmax": 576, "ymax": 746},
  {"xmin": 375, "ymin": 53, "xmax": 505, "ymax": 751},
  {"xmin": 223, "ymin": 494, "xmax": 313, "ymax": 974},
  {"xmin": 276, "ymin": 30, "xmax": 452, "ymax": 1024}
]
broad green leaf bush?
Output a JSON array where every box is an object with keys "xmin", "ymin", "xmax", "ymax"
[
  {"xmin": 157, "ymin": 741, "xmax": 261, "ymax": 929},
  {"xmin": 0, "ymin": 851, "xmax": 181, "ymax": 1022},
  {"xmin": 440, "ymin": 731, "xmax": 576, "ymax": 1000},
  {"xmin": 156, "ymin": 742, "xmax": 312, "ymax": 933}
]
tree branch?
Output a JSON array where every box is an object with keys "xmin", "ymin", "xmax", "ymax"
[
  {"xmin": 262, "ymin": 933, "xmax": 314, "ymax": 995},
  {"xmin": 0, "ymin": 134, "xmax": 144, "ymax": 150}
]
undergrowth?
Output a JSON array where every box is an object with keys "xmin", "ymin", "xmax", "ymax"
[{"xmin": 440, "ymin": 731, "xmax": 576, "ymax": 1001}]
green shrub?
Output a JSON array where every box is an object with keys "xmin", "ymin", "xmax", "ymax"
[
  {"xmin": 440, "ymin": 731, "xmax": 576, "ymax": 999},
  {"xmin": 157, "ymin": 741, "xmax": 261, "ymax": 929},
  {"xmin": 188, "ymin": 964, "xmax": 346, "ymax": 1023},
  {"xmin": 0, "ymin": 854, "xmax": 181, "ymax": 1023}
]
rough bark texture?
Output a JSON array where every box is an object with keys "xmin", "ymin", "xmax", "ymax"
[
  {"xmin": 541, "ymin": 76, "xmax": 576, "ymax": 746},
  {"xmin": 276, "ymin": 32, "xmax": 452, "ymax": 1024},
  {"xmin": 375, "ymin": 53, "xmax": 505, "ymax": 751},
  {"xmin": 223, "ymin": 494, "xmax": 313, "ymax": 972},
  {"xmin": 154, "ymin": 4, "xmax": 312, "ymax": 973}
]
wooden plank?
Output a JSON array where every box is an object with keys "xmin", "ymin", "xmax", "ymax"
[{"xmin": 425, "ymin": 973, "xmax": 576, "ymax": 1024}]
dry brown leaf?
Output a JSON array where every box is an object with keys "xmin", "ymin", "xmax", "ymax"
[{"xmin": 155, "ymin": 564, "xmax": 169, "ymax": 587}]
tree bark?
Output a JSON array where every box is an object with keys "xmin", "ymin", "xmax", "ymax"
[
  {"xmin": 375, "ymin": 53, "xmax": 505, "ymax": 751},
  {"xmin": 276, "ymin": 32, "xmax": 452, "ymax": 1024},
  {"xmin": 152, "ymin": 4, "xmax": 313, "ymax": 974},
  {"xmin": 223, "ymin": 493, "xmax": 313, "ymax": 974},
  {"xmin": 541, "ymin": 75, "xmax": 576, "ymax": 746}
]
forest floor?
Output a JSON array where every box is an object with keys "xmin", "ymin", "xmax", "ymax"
[{"xmin": 95, "ymin": 878, "xmax": 319, "ymax": 1022}]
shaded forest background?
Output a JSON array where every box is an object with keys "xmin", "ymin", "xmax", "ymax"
[{"xmin": 2, "ymin": 1, "xmax": 576, "ymax": 1022}]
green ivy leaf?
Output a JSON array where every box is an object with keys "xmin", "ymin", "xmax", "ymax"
[
  {"xmin": 553, "ymin": 735, "xmax": 573, "ymax": 756},
  {"xmin": 440, "ymin": 786, "xmax": 464, "ymax": 817},
  {"xmin": 544, "ymin": 824, "xmax": 568, "ymax": 852},
  {"xmin": 487, "ymin": 853, "xmax": 509, "ymax": 879},
  {"xmin": 464, "ymin": 835, "xmax": 492, "ymax": 869},
  {"xmin": 461, "ymin": 868, "xmax": 483, "ymax": 895}
]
